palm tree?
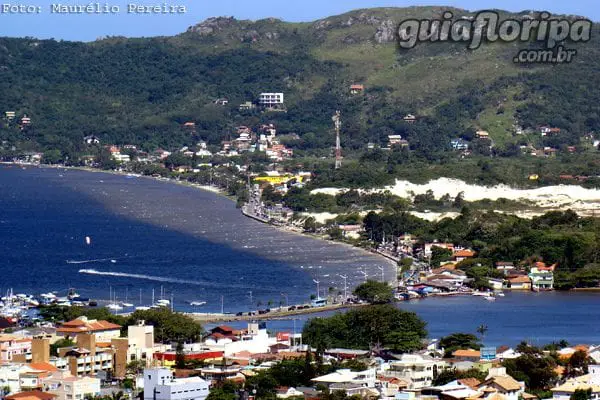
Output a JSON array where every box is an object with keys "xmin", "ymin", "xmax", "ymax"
[{"xmin": 477, "ymin": 324, "xmax": 488, "ymax": 341}]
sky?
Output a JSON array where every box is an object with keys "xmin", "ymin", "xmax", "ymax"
[{"xmin": 0, "ymin": 0, "xmax": 597, "ymax": 42}]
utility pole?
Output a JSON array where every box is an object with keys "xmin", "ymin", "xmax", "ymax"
[{"xmin": 332, "ymin": 110, "xmax": 342, "ymax": 169}]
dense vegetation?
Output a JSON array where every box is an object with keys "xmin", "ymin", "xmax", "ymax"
[
  {"xmin": 1, "ymin": 7, "xmax": 599, "ymax": 186},
  {"xmin": 302, "ymin": 304, "xmax": 427, "ymax": 353}
]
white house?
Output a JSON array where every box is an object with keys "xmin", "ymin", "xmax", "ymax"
[
  {"xmin": 259, "ymin": 93, "xmax": 284, "ymax": 108},
  {"xmin": 312, "ymin": 368, "xmax": 376, "ymax": 388},
  {"xmin": 381, "ymin": 354, "xmax": 446, "ymax": 389},
  {"xmin": 552, "ymin": 365, "xmax": 600, "ymax": 400},
  {"xmin": 43, "ymin": 371, "xmax": 101, "ymax": 400},
  {"xmin": 143, "ymin": 368, "xmax": 209, "ymax": 400}
]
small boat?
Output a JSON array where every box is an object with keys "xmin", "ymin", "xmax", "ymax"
[
  {"xmin": 484, "ymin": 295, "xmax": 496, "ymax": 301},
  {"xmin": 122, "ymin": 303, "xmax": 134, "ymax": 308},
  {"xmin": 496, "ymin": 292, "xmax": 505, "ymax": 297},
  {"xmin": 107, "ymin": 303, "xmax": 123, "ymax": 310},
  {"xmin": 135, "ymin": 306, "xmax": 150, "ymax": 311},
  {"xmin": 85, "ymin": 236, "xmax": 91, "ymax": 245},
  {"xmin": 472, "ymin": 291, "xmax": 489, "ymax": 297},
  {"xmin": 190, "ymin": 301, "xmax": 206, "ymax": 307}
]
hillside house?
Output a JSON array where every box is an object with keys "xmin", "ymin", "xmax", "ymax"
[
  {"xmin": 83, "ymin": 135, "xmax": 100, "ymax": 145},
  {"xmin": 403, "ymin": 114, "xmax": 417, "ymax": 123},
  {"xmin": 476, "ymin": 130, "xmax": 490, "ymax": 139},
  {"xmin": 350, "ymin": 84, "xmax": 364, "ymax": 95},
  {"xmin": 451, "ymin": 138, "xmax": 469, "ymax": 150},
  {"xmin": 259, "ymin": 93, "xmax": 284, "ymax": 108},
  {"xmin": 540, "ymin": 126, "xmax": 561, "ymax": 136}
]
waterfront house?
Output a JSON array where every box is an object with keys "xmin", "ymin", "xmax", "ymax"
[
  {"xmin": 505, "ymin": 276, "xmax": 531, "ymax": 290},
  {"xmin": 528, "ymin": 263, "xmax": 555, "ymax": 291},
  {"xmin": 487, "ymin": 278, "xmax": 504, "ymax": 291}
]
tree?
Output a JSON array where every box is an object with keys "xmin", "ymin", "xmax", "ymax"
[
  {"xmin": 476, "ymin": 324, "xmax": 488, "ymax": 341},
  {"xmin": 430, "ymin": 246, "xmax": 453, "ymax": 267},
  {"xmin": 571, "ymin": 389, "xmax": 592, "ymax": 400},
  {"xmin": 567, "ymin": 350, "xmax": 590, "ymax": 377},
  {"xmin": 125, "ymin": 308, "xmax": 203, "ymax": 343},
  {"xmin": 353, "ymin": 280, "xmax": 394, "ymax": 304},
  {"xmin": 303, "ymin": 304, "xmax": 427, "ymax": 352},
  {"xmin": 439, "ymin": 333, "xmax": 481, "ymax": 358},
  {"xmin": 50, "ymin": 338, "xmax": 75, "ymax": 356},
  {"xmin": 175, "ymin": 341, "xmax": 185, "ymax": 369}
]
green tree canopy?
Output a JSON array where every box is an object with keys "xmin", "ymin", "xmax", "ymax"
[{"xmin": 353, "ymin": 280, "xmax": 394, "ymax": 304}]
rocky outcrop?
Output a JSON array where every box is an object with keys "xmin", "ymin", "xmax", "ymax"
[{"xmin": 374, "ymin": 19, "xmax": 397, "ymax": 43}]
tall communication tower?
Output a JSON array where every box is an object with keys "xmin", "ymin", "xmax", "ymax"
[{"xmin": 332, "ymin": 110, "xmax": 342, "ymax": 169}]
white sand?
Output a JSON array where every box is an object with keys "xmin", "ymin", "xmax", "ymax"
[{"xmin": 311, "ymin": 178, "xmax": 600, "ymax": 216}]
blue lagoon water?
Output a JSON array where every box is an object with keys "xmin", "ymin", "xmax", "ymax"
[
  {"xmin": 3, "ymin": 166, "xmax": 600, "ymax": 346},
  {"xmin": 0, "ymin": 166, "xmax": 393, "ymax": 312}
]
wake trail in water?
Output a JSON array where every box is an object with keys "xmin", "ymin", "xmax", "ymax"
[
  {"xmin": 67, "ymin": 258, "xmax": 115, "ymax": 264},
  {"xmin": 78, "ymin": 269, "xmax": 276, "ymax": 291}
]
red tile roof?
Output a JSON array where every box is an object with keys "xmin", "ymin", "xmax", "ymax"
[
  {"xmin": 57, "ymin": 318, "xmax": 121, "ymax": 334},
  {"xmin": 6, "ymin": 392, "xmax": 57, "ymax": 400}
]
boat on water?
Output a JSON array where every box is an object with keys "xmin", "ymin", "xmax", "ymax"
[
  {"xmin": 135, "ymin": 306, "xmax": 151, "ymax": 311},
  {"xmin": 107, "ymin": 303, "xmax": 123, "ymax": 311},
  {"xmin": 189, "ymin": 301, "xmax": 206, "ymax": 307},
  {"xmin": 496, "ymin": 292, "xmax": 505, "ymax": 297},
  {"xmin": 484, "ymin": 295, "xmax": 496, "ymax": 301},
  {"xmin": 122, "ymin": 303, "xmax": 134, "ymax": 308},
  {"xmin": 472, "ymin": 291, "xmax": 490, "ymax": 297}
]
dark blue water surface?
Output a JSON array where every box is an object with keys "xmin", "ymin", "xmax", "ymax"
[{"xmin": 0, "ymin": 166, "xmax": 394, "ymax": 313}]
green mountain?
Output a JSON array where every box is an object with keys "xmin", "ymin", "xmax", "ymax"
[{"xmin": 1, "ymin": 6, "xmax": 599, "ymax": 158}]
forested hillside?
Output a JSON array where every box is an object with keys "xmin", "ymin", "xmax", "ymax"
[{"xmin": 1, "ymin": 6, "xmax": 599, "ymax": 160}]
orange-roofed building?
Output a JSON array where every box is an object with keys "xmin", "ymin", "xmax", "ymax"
[
  {"xmin": 6, "ymin": 391, "xmax": 56, "ymax": 400},
  {"xmin": 506, "ymin": 276, "xmax": 531, "ymax": 291},
  {"xmin": 29, "ymin": 363, "xmax": 58, "ymax": 373},
  {"xmin": 453, "ymin": 349, "xmax": 481, "ymax": 362},
  {"xmin": 56, "ymin": 316, "xmax": 121, "ymax": 342},
  {"xmin": 453, "ymin": 249, "xmax": 476, "ymax": 262},
  {"xmin": 350, "ymin": 84, "xmax": 364, "ymax": 94},
  {"xmin": 0, "ymin": 335, "xmax": 32, "ymax": 362}
]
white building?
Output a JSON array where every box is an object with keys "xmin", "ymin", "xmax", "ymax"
[
  {"xmin": 0, "ymin": 363, "xmax": 34, "ymax": 394},
  {"xmin": 127, "ymin": 321, "xmax": 155, "ymax": 366},
  {"xmin": 43, "ymin": 371, "xmax": 101, "ymax": 400},
  {"xmin": 381, "ymin": 354, "xmax": 446, "ymax": 389},
  {"xmin": 312, "ymin": 368, "xmax": 376, "ymax": 388},
  {"xmin": 259, "ymin": 93, "xmax": 284, "ymax": 108},
  {"xmin": 552, "ymin": 365, "xmax": 600, "ymax": 400},
  {"xmin": 143, "ymin": 368, "xmax": 209, "ymax": 400},
  {"xmin": 203, "ymin": 323, "xmax": 275, "ymax": 356}
]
